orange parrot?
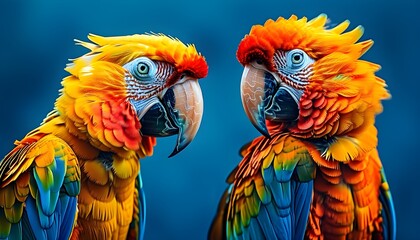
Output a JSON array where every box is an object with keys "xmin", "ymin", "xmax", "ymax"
[
  {"xmin": 209, "ymin": 14, "xmax": 396, "ymax": 239},
  {"xmin": 0, "ymin": 33, "xmax": 208, "ymax": 239}
]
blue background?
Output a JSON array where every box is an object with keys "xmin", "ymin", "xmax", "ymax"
[{"xmin": 0, "ymin": 0, "xmax": 418, "ymax": 239}]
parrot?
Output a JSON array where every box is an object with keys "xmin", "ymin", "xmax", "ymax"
[
  {"xmin": 0, "ymin": 33, "xmax": 208, "ymax": 240},
  {"xmin": 209, "ymin": 14, "xmax": 396, "ymax": 240}
]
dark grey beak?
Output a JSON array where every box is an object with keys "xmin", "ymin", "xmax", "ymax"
[
  {"xmin": 240, "ymin": 64, "xmax": 301, "ymax": 137},
  {"xmin": 132, "ymin": 78, "xmax": 203, "ymax": 157}
]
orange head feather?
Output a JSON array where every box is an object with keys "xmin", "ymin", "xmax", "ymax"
[{"xmin": 237, "ymin": 14, "xmax": 390, "ymax": 140}]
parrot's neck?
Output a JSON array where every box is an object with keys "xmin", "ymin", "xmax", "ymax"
[{"xmin": 265, "ymin": 117, "xmax": 379, "ymax": 163}]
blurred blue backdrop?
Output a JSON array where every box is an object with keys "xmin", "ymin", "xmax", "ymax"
[{"xmin": 0, "ymin": 0, "xmax": 418, "ymax": 239}]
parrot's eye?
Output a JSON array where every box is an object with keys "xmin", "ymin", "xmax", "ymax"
[
  {"xmin": 292, "ymin": 52, "xmax": 303, "ymax": 64},
  {"xmin": 124, "ymin": 57, "xmax": 158, "ymax": 81},
  {"xmin": 137, "ymin": 63, "xmax": 149, "ymax": 75},
  {"xmin": 287, "ymin": 49, "xmax": 310, "ymax": 69}
]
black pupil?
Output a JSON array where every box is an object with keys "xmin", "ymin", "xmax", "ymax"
[
  {"xmin": 140, "ymin": 65, "xmax": 147, "ymax": 72},
  {"xmin": 293, "ymin": 54, "xmax": 301, "ymax": 62}
]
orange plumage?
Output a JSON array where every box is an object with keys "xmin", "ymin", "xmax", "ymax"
[{"xmin": 209, "ymin": 14, "xmax": 395, "ymax": 240}]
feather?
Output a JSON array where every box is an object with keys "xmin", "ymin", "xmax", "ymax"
[
  {"xmin": 9, "ymin": 223, "xmax": 22, "ymax": 240},
  {"xmin": 74, "ymin": 38, "xmax": 98, "ymax": 51},
  {"xmin": 0, "ymin": 210, "xmax": 11, "ymax": 239},
  {"xmin": 58, "ymin": 196, "xmax": 77, "ymax": 238},
  {"xmin": 329, "ymin": 20, "xmax": 350, "ymax": 34},
  {"xmin": 292, "ymin": 180, "xmax": 314, "ymax": 240},
  {"xmin": 379, "ymin": 169, "xmax": 396, "ymax": 240},
  {"xmin": 356, "ymin": 40, "xmax": 374, "ymax": 56},
  {"xmin": 256, "ymin": 206, "xmax": 278, "ymax": 239},
  {"xmin": 342, "ymin": 26, "xmax": 364, "ymax": 44},
  {"xmin": 4, "ymin": 201, "xmax": 23, "ymax": 223},
  {"xmin": 308, "ymin": 14, "xmax": 328, "ymax": 28},
  {"xmin": 325, "ymin": 137, "xmax": 360, "ymax": 162},
  {"xmin": 271, "ymin": 181, "xmax": 291, "ymax": 211},
  {"xmin": 247, "ymin": 218, "xmax": 263, "ymax": 239},
  {"xmin": 24, "ymin": 196, "xmax": 48, "ymax": 239}
]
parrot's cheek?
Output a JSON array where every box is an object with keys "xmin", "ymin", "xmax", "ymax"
[
  {"xmin": 139, "ymin": 99, "xmax": 178, "ymax": 137},
  {"xmin": 265, "ymin": 86, "xmax": 300, "ymax": 122},
  {"xmin": 139, "ymin": 79, "xmax": 203, "ymax": 157}
]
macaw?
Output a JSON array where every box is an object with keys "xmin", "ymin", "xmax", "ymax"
[
  {"xmin": 209, "ymin": 14, "xmax": 396, "ymax": 240},
  {"xmin": 0, "ymin": 33, "xmax": 208, "ymax": 240}
]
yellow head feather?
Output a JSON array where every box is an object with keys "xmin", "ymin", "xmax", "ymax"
[
  {"xmin": 66, "ymin": 33, "xmax": 208, "ymax": 79},
  {"xmin": 54, "ymin": 33, "xmax": 208, "ymax": 153}
]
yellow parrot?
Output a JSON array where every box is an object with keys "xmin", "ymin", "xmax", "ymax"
[
  {"xmin": 0, "ymin": 33, "xmax": 208, "ymax": 239},
  {"xmin": 209, "ymin": 14, "xmax": 396, "ymax": 239}
]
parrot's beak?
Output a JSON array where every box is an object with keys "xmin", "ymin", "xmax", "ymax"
[
  {"xmin": 240, "ymin": 64, "xmax": 301, "ymax": 137},
  {"xmin": 135, "ymin": 76, "xmax": 203, "ymax": 157}
]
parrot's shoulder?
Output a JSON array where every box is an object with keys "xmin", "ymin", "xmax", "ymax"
[
  {"xmin": 233, "ymin": 133, "xmax": 315, "ymax": 183},
  {"xmin": 0, "ymin": 133, "xmax": 79, "ymax": 188},
  {"xmin": 229, "ymin": 133, "xmax": 316, "ymax": 210}
]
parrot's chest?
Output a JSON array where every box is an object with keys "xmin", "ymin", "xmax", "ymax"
[{"xmin": 75, "ymin": 156, "xmax": 140, "ymax": 239}]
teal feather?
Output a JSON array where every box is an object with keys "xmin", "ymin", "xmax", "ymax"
[
  {"xmin": 379, "ymin": 169, "xmax": 396, "ymax": 240},
  {"xmin": 33, "ymin": 156, "xmax": 66, "ymax": 219},
  {"xmin": 35, "ymin": 193, "xmax": 53, "ymax": 228},
  {"xmin": 8, "ymin": 223, "xmax": 21, "ymax": 240},
  {"xmin": 138, "ymin": 173, "xmax": 146, "ymax": 240},
  {"xmin": 63, "ymin": 165, "xmax": 80, "ymax": 197}
]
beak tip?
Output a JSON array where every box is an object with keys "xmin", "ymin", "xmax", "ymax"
[
  {"xmin": 168, "ymin": 151, "xmax": 178, "ymax": 158},
  {"xmin": 254, "ymin": 122, "xmax": 271, "ymax": 138},
  {"xmin": 261, "ymin": 130, "xmax": 271, "ymax": 138},
  {"xmin": 168, "ymin": 142, "xmax": 188, "ymax": 158},
  {"xmin": 166, "ymin": 79, "xmax": 202, "ymax": 158}
]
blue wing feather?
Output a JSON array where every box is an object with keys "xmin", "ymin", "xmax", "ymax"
[
  {"xmin": 138, "ymin": 172, "xmax": 146, "ymax": 240},
  {"xmin": 209, "ymin": 135, "xmax": 315, "ymax": 240},
  {"xmin": 58, "ymin": 195, "xmax": 77, "ymax": 238},
  {"xmin": 23, "ymin": 196, "xmax": 47, "ymax": 240},
  {"xmin": 21, "ymin": 192, "xmax": 77, "ymax": 240},
  {"xmin": 291, "ymin": 180, "xmax": 313, "ymax": 240},
  {"xmin": 250, "ymin": 179, "xmax": 313, "ymax": 240},
  {"xmin": 266, "ymin": 201, "xmax": 290, "ymax": 237},
  {"xmin": 247, "ymin": 217, "xmax": 263, "ymax": 239},
  {"xmin": 255, "ymin": 203, "xmax": 280, "ymax": 239},
  {"xmin": 379, "ymin": 169, "xmax": 396, "ymax": 240},
  {"xmin": 249, "ymin": 162, "xmax": 313, "ymax": 240}
]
